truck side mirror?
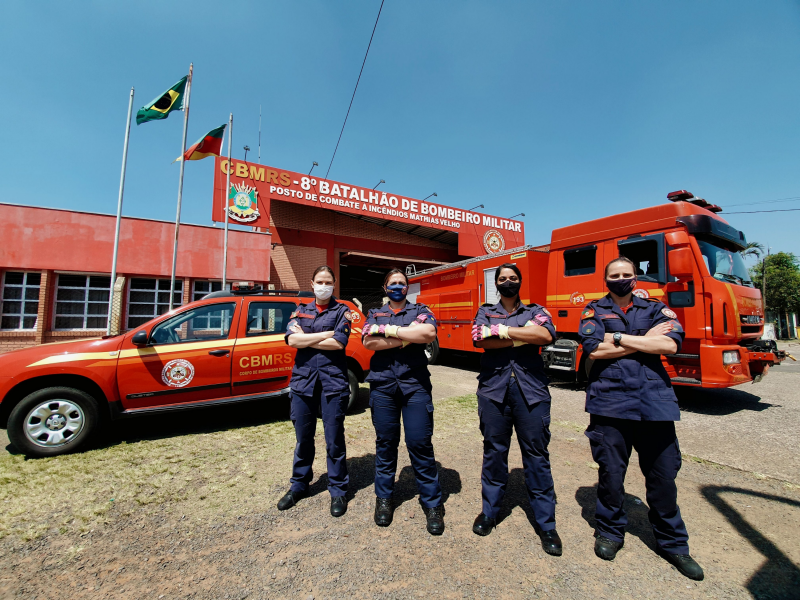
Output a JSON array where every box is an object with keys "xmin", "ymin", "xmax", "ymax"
[
  {"xmin": 668, "ymin": 248, "xmax": 693, "ymax": 280},
  {"xmin": 131, "ymin": 331, "xmax": 148, "ymax": 346}
]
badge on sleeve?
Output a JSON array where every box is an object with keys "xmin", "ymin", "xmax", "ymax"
[
  {"xmin": 344, "ymin": 311, "xmax": 353, "ymax": 322},
  {"xmin": 581, "ymin": 308, "xmax": 595, "ymax": 320},
  {"xmin": 662, "ymin": 308, "xmax": 677, "ymax": 319},
  {"xmin": 669, "ymin": 319, "xmax": 683, "ymax": 332},
  {"xmin": 581, "ymin": 321, "xmax": 596, "ymax": 335},
  {"xmin": 542, "ymin": 308, "xmax": 553, "ymax": 317},
  {"xmin": 290, "ymin": 311, "xmax": 298, "ymax": 318}
]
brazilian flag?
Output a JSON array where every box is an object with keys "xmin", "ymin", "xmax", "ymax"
[{"xmin": 136, "ymin": 76, "xmax": 188, "ymax": 125}]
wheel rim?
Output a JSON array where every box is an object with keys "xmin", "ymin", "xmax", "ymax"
[{"xmin": 23, "ymin": 400, "xmax": 85, "ymax": 449}]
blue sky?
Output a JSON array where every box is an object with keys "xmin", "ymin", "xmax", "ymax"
[{"xmin": 1, "ymin": 0, "xmax": 798, "ymax": 265}]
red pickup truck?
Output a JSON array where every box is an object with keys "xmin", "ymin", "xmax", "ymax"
[{"xmin": 0, "ymin": 289, "xmax": 372, "ymax": 457}]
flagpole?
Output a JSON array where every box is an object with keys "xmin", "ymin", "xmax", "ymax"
[
  {"xmin": 222, "ymin": 113, "xmax": 233, "ymax": 288},
  {"xmin": 169, "ymin": 63, "xmax": 193, "ymax": 311},
  {"xmin": 107, "ymin": 87, "xmax": 135, "ymax": 336}
]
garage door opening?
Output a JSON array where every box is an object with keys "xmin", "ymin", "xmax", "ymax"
[{"xmin": 338, "ymin": 252, "xmax": 446, "ymax": 312}]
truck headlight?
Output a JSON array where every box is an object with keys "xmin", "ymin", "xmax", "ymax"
[{"xmin": 723, "ymin": 350, "xmax": 741, "ymax": 365}]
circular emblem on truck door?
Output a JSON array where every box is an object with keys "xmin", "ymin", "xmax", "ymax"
[
  {"xmin": 569, "ymin": 292, "xmax": 586, "ymax": 305},
  {"xmin": 483, "ymin": 230, "xmax": 505, "ymax": 254},
  {"xmin": 162, "ymin": 359, "xmax": 195, "ymax": 388}
]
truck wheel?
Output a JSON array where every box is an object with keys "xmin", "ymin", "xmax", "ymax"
[
  {"xmin": 425, "ymin": 339, "xmax": 440, "ymax": 365},
  {"xmin": 7, "ymin": 387, "xmax": 100, "ymax": 458},
  {"xmin": 346, "ymin": 369, "xmax": 359, "ymax": 413}
]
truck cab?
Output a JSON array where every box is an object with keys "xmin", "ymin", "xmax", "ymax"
[{"xmin": 542, "ymin": 190, "xmax": 783, "ymax": 386}]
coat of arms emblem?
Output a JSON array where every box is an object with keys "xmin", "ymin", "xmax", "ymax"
[{"xmin": 227, "ymin": 182, "xmax": 260, "ymax": 223}]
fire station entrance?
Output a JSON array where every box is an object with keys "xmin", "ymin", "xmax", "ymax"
[{"xmin": 338, "ymin": 251, "xmax": 446, "ymax": 311}]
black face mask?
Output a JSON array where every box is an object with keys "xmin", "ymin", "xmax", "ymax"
[
  {"xmin": 497, "ymin": 280, "xmax": 521, "ymax": 298},
  {"xmin": 606, "ymin": 276, "xmax": 637, "ymax": 297}
]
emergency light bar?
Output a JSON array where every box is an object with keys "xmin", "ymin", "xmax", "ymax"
[{"xmin": 667, "ymin": 190, "xmax": 723, "ymax": 213}]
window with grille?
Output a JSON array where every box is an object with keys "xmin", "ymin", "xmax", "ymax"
[
  {"xmin": 54, "ymin": 274, "xmax": 110, "ymax": 330},
  {"xmin": 192, "ymin": 280, "xmax": 230, "ymax": 302},
  {"xmin": 127, "ymin": 278, "xmax": 183, "ymax": 329},
  {"xmin": 1, "ymin": 271, "xmax": 41, "ymax": 330}
]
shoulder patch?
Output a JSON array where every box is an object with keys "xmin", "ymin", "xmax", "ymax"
[
  {"xmin": 581, "ymin": 321, "xmax": 596, "ymax": 336},
  {"xmin": 344, "ymin": 311, "xmax": 353, "ymax": 322},
  {"xmin": 541, "ymin": 308, "xmax": 553, "ymax": 318},
  {"xmin": 580, "ymin": 308, "xmax": 594, "ymax": 320},
  {"xmin": 662, "ymin": 308, "xmax": 677, "ymax": 319},
  {"xmin": 290, "ymin": 311, "xmax": 298, "ymax": 318}
]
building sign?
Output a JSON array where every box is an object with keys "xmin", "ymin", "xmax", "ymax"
[{"xmin": 212, "ymin": 159, "xmax": 525, "ymax": 257}]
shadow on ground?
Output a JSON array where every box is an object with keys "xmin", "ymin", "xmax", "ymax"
[
  {"xmin": 575, "ymin": 484, "xmax": 659, "ymax": 551},
  {"xmin": 303, "ymin": 456, "xmax": 462, "ymax": 507},
  {"xmin": 701, "ymin": 485, "xmax": 800, "ymax": 600},
  {"xmin": 675, "ymin": 386, "xmax": 778, "ymax": 416}
]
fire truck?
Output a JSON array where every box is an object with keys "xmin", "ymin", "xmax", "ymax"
[{"xmin": 407, "ymin": 191, "xmax": 785, "ymax": 388}]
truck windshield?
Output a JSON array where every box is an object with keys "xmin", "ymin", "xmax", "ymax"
[{"xmin": 696, "ymin": 239, "xmax": 753, "ymax": 287}]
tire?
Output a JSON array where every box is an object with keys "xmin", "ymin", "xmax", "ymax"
[
  {"xmin": 7, "ymin": 387, "xmax": 100, "ymax": 458},
  {"xmin": 425, "ymin": 338, "xmax": 440, "ymax": 365},
  {"xmin": 346, "ymin": 369, "xmax": 359, "ymax": 413}
]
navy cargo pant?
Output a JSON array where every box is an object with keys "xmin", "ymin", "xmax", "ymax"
[
  {"xmin": 584, "ymin": 415, "xmax": 689, "ymax": 554},
  {"xmin": 289, "ymin": 380, "xmax": 349, "ymax": 497},
  {"xmin": 479, "ymin": 378, "xmax": 556, "ymax": 531},
  {"xmin": 370, "ymin": 386, "xmax": 442, "ymax": 508}
]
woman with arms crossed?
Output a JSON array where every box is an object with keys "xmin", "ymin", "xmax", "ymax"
[
  {"xmin": 471, "ymin": 263, "xmax": 562, "ymax": 556},
  {"xmin": 579, "ymin": 256, "xmax": 703, "ymax": 580},
  {"xmin": 362, "ymin": 269, "xmax": 445, "ymax": 535},
  {"xmin": 278, "ymin": 266, "xmax": 353, "ymax": 518}
]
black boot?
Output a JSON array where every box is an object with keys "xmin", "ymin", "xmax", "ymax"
[
  {"xmin": 595, "ymin": 536, "xmax": 623, "ymax": 560},
  {"xmin": 539, "ymin": 529, "xmax": 563, "ymax": 556},
  {"xmin": 472, "ymin": 513, "xmax": 496, "ymax": 536},
  {"xmin": 422, "ymin": 504, "xmax": 445, "ymax": 535},
  {"xmin": 374, "ymin": 497, "xmax": 393, "ymax": 527},
  {"xmin": 277, "ymin": 489, "xmax": 307, "ymax": 511},
  {"xmin": 659, "ymin": 551, "xmax": 704, "ymax": 581},
  {"xmin": 330, "ymin": 496, "xmax": 348, "ymax": 517}
]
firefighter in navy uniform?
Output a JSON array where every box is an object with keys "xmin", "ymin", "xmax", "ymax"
[
  {"xmin": 579, "ymin": 256, "xmax": 704, "ymax": 581},
  {"xmin": 470, "ymin": 263, "xmax": 563, "ymax": 557},
  {"xmin": 362, "ymin": 269, "xmax": 445, "ymax": 535},
  {"xmin": 278, "ymin": 266, "xmax": 353, "ymax": 518}
]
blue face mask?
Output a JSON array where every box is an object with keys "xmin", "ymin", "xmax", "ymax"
[{"xmin": 385, "ymin": 283, "xmax": 408, "ymax": 302}]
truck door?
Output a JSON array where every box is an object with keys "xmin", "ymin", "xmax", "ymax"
[
  {"xmin": 231, "ymin": 300, "xmax": 296, "ymax": 395},
  {"xmin": 117, "ymin": 301, "xmax": 238, "ymax": 410}
]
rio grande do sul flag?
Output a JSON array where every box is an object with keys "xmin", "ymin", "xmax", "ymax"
[
  {"xmin": 136, "ymin": 76, "xmax": 188, "ymax": 125},
  {"xmin": 175, "ymin": 124, "xmax": 226, "ymax": 162}
]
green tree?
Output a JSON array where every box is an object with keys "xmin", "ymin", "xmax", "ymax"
[
  {"xmin": 749, "ymin": 252, "xmax": 800, "ymax": 314},
  {"xmin": 739, "ymin": 241, "xmax": 765, "ymax": 260}
]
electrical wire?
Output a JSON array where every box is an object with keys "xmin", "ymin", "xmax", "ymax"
[
  {"xmin": 724, "ymin": 208, "xmax": 800, "ymax": 214},
  {"xmin": 722, "ymin": 196, "xmax": 800, "ymax": 208},
  {"xmin": 324, "ymin": 0, "xmax": 386, "ymax": 181}
]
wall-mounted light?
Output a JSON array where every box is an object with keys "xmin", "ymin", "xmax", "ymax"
[
  {"xmin": 422, "ymin": 193, "xmax": 437, "ymax": 201},
  {"xmin": 243, "ymin": 145, "xmax": 251, "ymax": 162},
  {"xmin": 309, "ymin": 161, "xmax": 319, "ymax": 175},
  {"xmin": 469, "ymin": 204, "xmax": 484, "ymax": 211},
  {"xmin": 373, "ymin": 179, "xmax": 386, "ymax": 189},
  {"xmin": 509, "ymin": 212, "xmax": 525, "ymax": 219}
]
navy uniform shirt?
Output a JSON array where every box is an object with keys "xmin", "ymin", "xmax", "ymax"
[
  {"xmin": 362, "ymin": 302, "xmax": 438, "ymax": 395},
  {"xmin": 473, "ymin": 301, "xmax": 557, "ymax": 405},
  {"xmin": 285, "ymin": 298, "xmax": 351, "ymax": 398},
  {"xmin": 579, "ymin": 294, "xmax": 685, "ymax": 421}
]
